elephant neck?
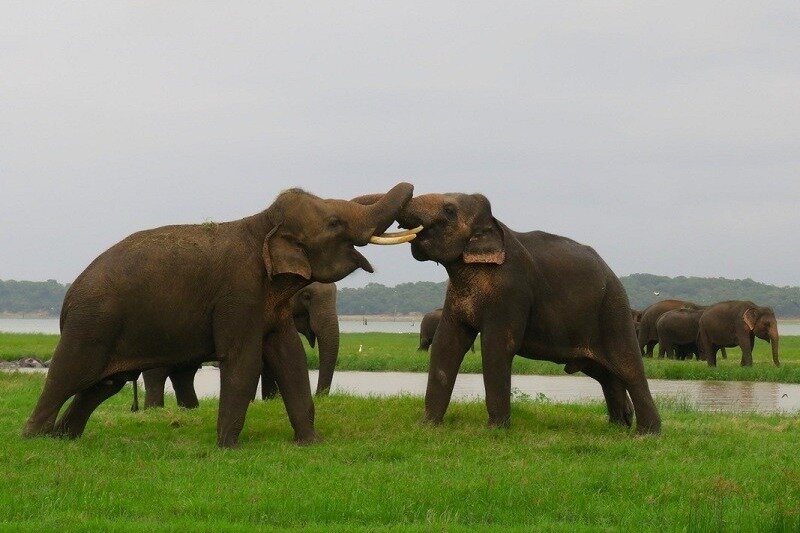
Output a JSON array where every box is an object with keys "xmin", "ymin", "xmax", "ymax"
[{"xmin": 242, "ymin": 208, "xmax": 277, "ymax": 243}]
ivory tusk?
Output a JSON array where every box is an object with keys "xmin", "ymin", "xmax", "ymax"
[
  {"xmin": 377, "ymin": 225, "xmax": 424, "ymax": 238},
  {"xmin": 369, "ymin": 233, "xmax": 418, "ymax": 245}
]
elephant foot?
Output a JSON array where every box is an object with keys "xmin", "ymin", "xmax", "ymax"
[
  {"xmin": 293, "ymin": 431, "xmax": 321, "ymax": 445},
  {"xmin": 487, "ymin": 417, "xmax": 511, "ymax": 429}
]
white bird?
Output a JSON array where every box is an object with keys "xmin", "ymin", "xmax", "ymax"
[
  {"xmin": 358, "ymin": 344, "xmax": 363, "ymax": 354},
  {"xmin": 653, "ymin": 291, "xmax": 660, "ymax": 296}
]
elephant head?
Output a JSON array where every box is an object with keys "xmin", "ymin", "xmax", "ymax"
[
  {"xmin": 264, "ymin": 182, "xmax": 418, "ymax": 283},
  {"xmin": 292, "ymin": 282, "xmax": 340, "ymax": 395},
  {"xmin": 742, "ymin": 306, "xmax": 780, "ymax": 366},
  {"xmin": 391, "ymin": 193, "xmax": 504, "ymax": 266}
]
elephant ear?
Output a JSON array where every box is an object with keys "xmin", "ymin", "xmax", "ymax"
[
  {"xmin": 263, "ymin": 226, "xmax": 311, "ymax": 280},
  {"xmin": 463, "ymin": 223, "xmax": 505, "ymax": 265},
  {"xmin": 742, "ymin": 308, "xmax": 758, "ymax": 331}
]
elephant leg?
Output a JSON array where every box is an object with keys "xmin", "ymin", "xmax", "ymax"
[
  {"xmin": 142, "ymin": 368, "xmax": 169, "ymax": 409},
  {"xmin": 260, "ymin": 355, "xmax": 280, "ymax": 400},
  {"xmin": 263, "ymin": 322, "xmax": 318, "ymax": 444},
  {"xmin": 23, "ymin": 338, "xmax": 109, "ymax": 438},
  {"xmin": 53, "ymin": 376, "xmax": 128, "ymax": 438},
  {"xmin": 170, "ymin": 365, "xmax": 200, "ymax": 409},
  {"xmin": 214, "ymin": 309, "xmax": 263, "ymax": 448},
  {"xmin": 720, "ymin": 347, "xmax": 728, "ymax": 359},
  {"xmin": 580, "ymin": 360, "xmax": 633, "ymax": 427},
  {"xmin": 699, "ymin": 328, "xmax": 717, "ymax": 367},
  {"xmin": 646, "ymin": 341, "xmax": 656, "ymax": 357},
  {"xmin": 480, "ymin": 327, "xmax": 519, "ymax": 428},
  {"xmin": 424, "ymin": 317, "xmax": 477, "ymax": 425},
  {"xmin": 739, "ymin": 332, "xmax": 755, "ymax": 367}
]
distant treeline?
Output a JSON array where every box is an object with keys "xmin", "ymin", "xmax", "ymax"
[
  {"xmin": 337, "ymin": 274, "xmax": 800, "ymax": 317},
  {"xmin": 3, "ymin": 274, "xmax": 800, "ymax": 317},
  {"xmin": 0, "ymin": 279, "xmax": 69, "ymax": 315}
]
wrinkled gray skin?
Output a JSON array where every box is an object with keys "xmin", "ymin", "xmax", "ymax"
[
  {"xmin": 135, "ymin": 282, "xmax": 340, "ymax": 409},
  {"xmin": 698, "ymin": 300, "xmax": 780, "ymax": 367},
  {"xmin": 23, "ymin": 183, "xmax": 414, "ymax": 448}
]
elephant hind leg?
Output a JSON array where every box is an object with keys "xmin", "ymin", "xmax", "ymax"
[
  {"xmin": 580, "ymin": 359, "xmax": 632, "ymax": 427},
  {"xmin": 170, "ymin": 365, "xmax": 200, "ymax": 409},
  {"xmin": 23, "ymin": 338, "xmax": 110, "ymax": 438},
  {"xmin": 53, "ymin": 376, "xmax": 128, "ymax": 438}
]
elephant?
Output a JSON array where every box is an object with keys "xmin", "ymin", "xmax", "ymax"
[
  {"xmin": 418, "ymin": 308, "xmax": 443, "ymax": 351},
  {"xmin": 23, "ymin": 182, "xmax": 417, "ymax": 447},
  {"xmin": 135, "ymin": 282, "xmax": 340, "ymax": 409},
  {"xmin": 637, "ymin": 300, "xmax": 701, "ymax": 356},
  {"xmin": 656, "ymin": 307, "xmax": 704, "ymax": 360},
  {"xmin": 392, "ymin": 193, "xmax": 661, "ymax": 434},
  {"xmin": 630, "ymin": 308, "xmax": 642, "ymax": 337},
  {"xmin": 418, "ymin": 307, "xmax": 475, "ymax": 353},
  {"xmin": 697, "ymin": 300, "xmax": 780, "ymax": 367}
]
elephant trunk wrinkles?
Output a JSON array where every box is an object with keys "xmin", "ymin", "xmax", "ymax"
[
  {"xmin": 770, "ymin": 326, "xmax": 780, "ymax": 366},
  {"xmin": 311, "ymin": 309, "xmax": 340, "ymax": 396}
]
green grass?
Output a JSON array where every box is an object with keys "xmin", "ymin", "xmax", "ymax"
[
  {"xmin": 1, "ymin": 372, "xmax": 799, "ymax": 531},
  {"xmin": 4, "ymin": 331, "xmax": 800, "ymax": 384}
]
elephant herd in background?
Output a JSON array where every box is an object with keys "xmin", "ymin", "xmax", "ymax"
[
  {"xmin": 632, "ymin": 299, "xmax": 780, "ymax": 367},
  {"xmin": 23, "ymin": 183, "xmax": 666, "ymax": 448}
]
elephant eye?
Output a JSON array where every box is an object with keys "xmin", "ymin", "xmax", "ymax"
[
  {"xmin": 443, "ymin": 204, "xmax": 457, "ymax": 217},
  {"xmin": 327, "ymin": 217, "xmax": 343, "ymax": 230}
]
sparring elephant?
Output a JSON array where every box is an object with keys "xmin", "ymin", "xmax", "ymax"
[
  {"xmin": 23, "ymin": 183, "xmax": 417, "ymax": 448},
  {"xmin": 137, "ymin": 282, "xmax": 341, "ymax": 409},
  {"xmin": 698, "ymin": 300, "xmax": 780, "ymax": 367},
  {"xmin": 391, "ymin": 193, "xmax": 661, "ymax": 434},
  {"xmin": 656, "ymin": 308, "xmax": 705, "ymax": 360}
]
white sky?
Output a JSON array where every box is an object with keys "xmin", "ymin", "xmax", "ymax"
[{"xmin": 2, "ymin": 2, "xmax": 799, "ymax": 288}]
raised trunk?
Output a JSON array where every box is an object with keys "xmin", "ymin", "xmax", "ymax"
[
  {"xmin": 770, "ymin": 326, "xmax": 780, "ymax": 366},
  {"xmin": 310, "ymin": 307, "xmax": 340, "ymax": 396},
  {"xmin": 351, "ymin": 183, "xmax": 414, "ymax": 244}
]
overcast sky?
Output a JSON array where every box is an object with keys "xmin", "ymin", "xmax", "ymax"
[{"xmin": 2, "ymin": 2, "xmax": 799, "ymax": 288}]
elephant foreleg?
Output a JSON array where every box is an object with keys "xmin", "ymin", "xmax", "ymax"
[{"xmin": 424, "ymin": 317, "xmax": 477, "ymax": 425}]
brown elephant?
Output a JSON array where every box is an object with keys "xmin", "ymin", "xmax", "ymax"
[
  {"xmin": 393, "ymin": 193, "xmax": 660, "ymax": 434},
  {"xmin": 135, "ymin": 282, "xmax": 340, "ymax": 409},
  {"xmin": 23, "ymin": 183, "xmax": 417, "ymax": 448},
  {"xmin": 698, "ymin": 300, "xmax": 780, "ymax": 367},
  {"xmin": 656, "ymin": 308, "xmax": 704, "ymax": 360}
]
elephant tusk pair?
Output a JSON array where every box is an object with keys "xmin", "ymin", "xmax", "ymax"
[{"xmin": 369, "ymin": 225, "xmax": 423, "ymax": 245}]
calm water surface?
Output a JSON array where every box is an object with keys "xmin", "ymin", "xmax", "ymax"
[
  {"xmin": 3, "ymin": 317, "xmax": 800, "ymax": 336},
  {"xmin": 13, "ymin": 367, "xmax": 800, "ymax": 414}
]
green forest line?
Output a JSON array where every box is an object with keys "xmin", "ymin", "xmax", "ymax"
[{"xmin": 3, "ymin": 273, "xmax": 800, "ymax": 317}]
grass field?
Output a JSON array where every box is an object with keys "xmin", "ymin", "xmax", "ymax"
[
  {"xmin": 3, "ymin": 331, "xmax": 799, "ymax": 384},
  {"xmin": 1, "ymin": 372, "xmax": 799, "ymax": 531}
]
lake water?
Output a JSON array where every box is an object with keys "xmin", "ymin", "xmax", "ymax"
[
  {"xmin": 13, "ymin": 367, "xmax": 800, "ymax": 414},
  {"xmin": 3, "ymin": 317, "xmax": 800, "ymax": 336}
]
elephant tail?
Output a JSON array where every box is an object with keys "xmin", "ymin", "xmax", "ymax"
[{"xmin": 130, "ymin": 377, "xmax": 139, "ymax": 412}]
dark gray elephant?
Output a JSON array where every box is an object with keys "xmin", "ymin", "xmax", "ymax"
[
  {"xmin": 23, "ymin": 183, "xmax": 416, "ymax": 448},
  {"xmin": 136, "ymin": 282, "xmax": 340, "ymax": 409},
  {"xmin": 637, "ymin": 300, "xmax": 701, "ymax": 356},
  {"xmin": 698, "ymin": 300, "xmax": 780, "ymax": 367},
  {"xmin": 656, "ymin": 308, "xmax": 704, "ymax": 360}
]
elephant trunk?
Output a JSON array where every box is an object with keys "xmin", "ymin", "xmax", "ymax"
[
  {"xmin": 348, "ymin": 183, "xmax": 415, "ymax": 245},
  {"xmin": 310, "ymin": 305, "xmax": 340, "ymax": 396},
  {"xmin": 769, "ymin": 325, "xmax": 780, "ymax": 366}
]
